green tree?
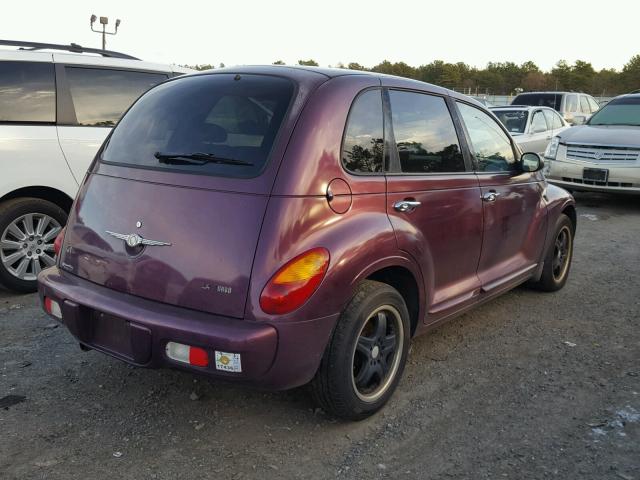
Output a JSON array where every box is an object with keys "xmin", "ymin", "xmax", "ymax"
[
  {"xmin": 347, "ymin": 62, "xmax": 366, "ymax": 71},
  {"xmin": 272, "ymin": 60, "xmax": 285, "ymax": 65},
  {"xmin": 298, "ymin": 59, "xmax": 319, "ymax": 66},
  {"xmin": 621, "ymin": 55, "xmax": 640, "ymax": 91}
]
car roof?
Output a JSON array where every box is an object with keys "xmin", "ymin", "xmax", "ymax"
[
  {"xmin": 490, "ymin": 105, "xmax": 555, "ymax": 111},
  {"xmin": 186, "ymin": 65, "xmax": 487, "ymax": 108},
  {"xmin": 0, "ymin": 46, "xmax": 192, "ymax": 73},
  {"xmin": 514, "ymin": 91, "xmax": 590, "ymax": 96}
]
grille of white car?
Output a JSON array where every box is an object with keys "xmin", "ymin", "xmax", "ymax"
[{"xmin": 566, "ymin": 144, "xmax": 640, "ymax": 162}]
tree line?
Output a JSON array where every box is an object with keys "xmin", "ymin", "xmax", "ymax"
[{"xmin": 187, "ymin": 56, "xmax": 640, "ymax": 96}]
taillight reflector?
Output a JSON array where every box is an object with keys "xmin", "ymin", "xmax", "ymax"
[
  {"xmin": 165, "ymin": 342, "xmax": 209, "ymax": 367},
  {"xmin": 260, "ymin": 248, "xmax": 330, "ymax": 315},
  {"xmin": 44, "ymin": 297, "xmax": 62, "ymax": 319}
]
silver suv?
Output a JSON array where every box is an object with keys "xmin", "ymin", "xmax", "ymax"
[{"xmin": 512, "ymin": 91, "xmax": 600, "ymax": 125}]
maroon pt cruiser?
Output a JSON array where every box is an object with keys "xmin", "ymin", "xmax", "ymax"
[{"xmin": 38, "ymin": 66, "xmax": 576, "ymax": 420}]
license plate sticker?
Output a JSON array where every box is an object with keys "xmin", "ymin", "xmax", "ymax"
[
  {"xmin": 215, "ymin": 351, "xmax": 242, "ymax": 373},
  {"xmin": 583, "ymin": 167, "xmax": 608, "ymax": 182}
]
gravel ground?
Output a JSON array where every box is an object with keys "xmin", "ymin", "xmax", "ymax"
[{"xmin": 1, "ymin": 191, "xmax": 639, "ymax": 480}]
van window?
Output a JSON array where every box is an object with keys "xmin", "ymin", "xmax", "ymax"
[
  {"xmin": 512, "ymin": 93, "xmax": 562, "ymax": 111},
  {"xmin": 342, "ymin": 89, "xmax": 384, "ymax": 173},
  {"xmin": 389, "ymin": 91, "xmax": 465, "ymax": 173},
  {"xmin": 587, "ymin": 97, "xmax": 600, "ymax": 113},
  {"xmin": 565, "ymin": 94, "xmax": 578, "ymax": 113},
  {"xmin": 457, "ymin": 102, "xmax": 517, "ymax": 172},
  {"xmin": 0, "ymin": 61, "xmax": 55, "ymax": 122},
  {"xmin": 580, "ymin": 96, "xmax": 591, "ymax": 114},
  {"xmin": 101, "ymin": 74, "xmax": 294, "ymax": 178},
  {"xmin": 65, "ymin": 67, "xmax": 167, "ymax": 126}
]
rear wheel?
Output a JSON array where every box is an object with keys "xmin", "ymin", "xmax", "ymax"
[
  {"xmin": 311, "ymin": 280, "xmax": 410, "ymax": 420},
  {"xmin": 531, "ymin": 213, "xmax": 574, "ymax": 292},
  {"xmin": 0, "ymin": 198, "xmax": 67, "ymax": 292}
]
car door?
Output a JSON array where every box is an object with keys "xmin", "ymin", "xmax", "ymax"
[
  {"xmin": 384, "ymin": 90, "xmax": 484, "ymax": 320},
  {"xmin": 55, "ymin": 63, "xmax": 168, "ymax": 183},
  {"xmin": 455, "ymin": 101, "xmax": 547, "ymax": 292},
  {"xmin": 522, "ymin": 109, "xmax": 551, "ymax": 156}
]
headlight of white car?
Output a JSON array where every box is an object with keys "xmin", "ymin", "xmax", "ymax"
[{"xmin": 545, "ymin": 136, "xmax": 560, "ymax": 160}]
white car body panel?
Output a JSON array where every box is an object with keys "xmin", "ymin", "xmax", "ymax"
[{"xmin": 56, "ymin": 126, "xmax": 111, "ymax": 183}]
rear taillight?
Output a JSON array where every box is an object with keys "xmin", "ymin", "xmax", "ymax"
[
  {"xmin": 260, "ymin": 248, "xmax": 330, "ymax": 315},
  {"xmin": 53, "ymin": 227, "xmax": 66, "ymax": 257},
  {"xmin": 165, "ymin": 342, "xmax": 209, "ymax": 367}
]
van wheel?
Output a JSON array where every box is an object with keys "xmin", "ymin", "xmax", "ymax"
[
  {"xmin": 0, "ymin": 198, "xmax": 67, "ymax": 293},
  {"xmin": 311, "ymin": 280, "xmax": 410, "ymax": 420},
  {"xmin": 531, "ymin": 213, "xmax": 574, "ymax": 292}
]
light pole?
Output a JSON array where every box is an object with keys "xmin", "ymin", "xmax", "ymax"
[{"xmin": 90, "ymin": 15, "xmax": 121, "ymax": 50}]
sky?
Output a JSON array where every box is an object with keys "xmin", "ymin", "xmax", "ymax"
[{"xmin": 3, "ymin": 0, "xmax": 638, "ymax": 71}]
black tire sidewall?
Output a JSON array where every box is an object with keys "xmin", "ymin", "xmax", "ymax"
[
  {"xmin": 0, "ymin": 198, "xmax": 67, "ymax": 292},
  {"xmin": 318, "ymin": 281, "xmax": 411, "ymax": 420},
  {"xmin": 540, "ymin": 214, "xmax": 574, "ymax": 291}
]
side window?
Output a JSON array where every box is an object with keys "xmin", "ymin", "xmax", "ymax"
[
  {"xmin": 65, "ymin": 67, "xmax": 168, "ymax": 127},
  {"xmin": 0, "ymin": 61, "xmax": 55, "ymax": 122},
  {"xmin": 342, "ymin": 89, "xmax": 384, "ymax": 173},
  {"xmin": 580, "ymin": 96, "xmax": 591, "ymax": 114},
  {"xmin": 388, "ymin": 90, "xmax": 465, "ymax": 173},
  {"xmin": 543, "ymin": 109, "xmax": 564, "ymax": 129},
  {"xmin": 457, "ymin": 102, "xmax": 517, "ymax": 172},
  {"xmin": 565, "ymin": 94, "xmax": 578, "ymax": 113},
  {"xmin": 587, "ymin": 97, "xmax": 600, "ymax": 113},
  {"xmin": 530, "ymin": 111, "xmax": 548, "ymax": 133}
]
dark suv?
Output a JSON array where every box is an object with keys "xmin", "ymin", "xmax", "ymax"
[{"xmin": 38, "ymin": 66, "xmax": 576, "ymax": 420}]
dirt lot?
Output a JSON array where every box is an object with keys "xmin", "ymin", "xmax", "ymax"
[{"xmin": 1, "ymin": 192, "xmax": 639, "ymax": 480}]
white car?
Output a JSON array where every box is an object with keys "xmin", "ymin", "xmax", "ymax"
[
  {"xmin": 511, "ymin": 91, "xmax": 601, "ymax": 126},
  {"xmin": 490, "ymin": 106, "xmax": 570, "ymax": 157},
  {"xmin": 544, "ymin": 93, "xmax": 640, "ymax": 194},
  {"xmin": 0, "ymin": 40, "xmax": 192, "ymax": 291}
]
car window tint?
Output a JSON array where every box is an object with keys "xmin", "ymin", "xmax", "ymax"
[
  {"xmin": 65, "ymin": 67, "xmax": 167, "ymax": 126},
  {"xmin": 565, "ymin": 94, "xmax": 577, "ymax": 112},
  {"xmin": 530, "ymin": 111, "xmax": 548, "ymax": 133},
  {"xmin": 101, "ymin": 74, "xmax": 294, "ymax": 178},
  {"xmin": 580, "ymin": 96, "xmax": 591, "ymax": 114},
  {"xmin": 342, "ymin": 89, "xmax": 384, "ymax": 173},
  {"xmin": 389, "ymin": 91, "xmax": 465, "ymax": 173},
  {"xmin": 512, "ymin": 93, "xmax": 562, "ymax": 111},
  {"xmin": 587, "ymin": 97, "xmax": 600, "ymax": 113},
  {"xmin": 0, "ymin": 61, "xmax": 55, "ymax": 122},
  {"xmin": 457, "ymin": 102, "xmax": 516, "ymax": 172}
]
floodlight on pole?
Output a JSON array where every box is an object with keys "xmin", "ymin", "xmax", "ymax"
[{"xmin": 90, "ymin": 14, "xmax": 121, "ymax": 50}]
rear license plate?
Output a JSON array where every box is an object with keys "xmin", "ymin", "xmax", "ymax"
[
  {"xmin": 583, "ymin": 168, "xmax": 608, "ymax": 182},
  {"xmin": 91, "ymin": 311, "xmax": 133, "ymax": 358}
]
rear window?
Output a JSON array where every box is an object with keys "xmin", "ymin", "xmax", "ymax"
[
  {"xmin": 512, "ymin": 93, "xmax": 562, "ymax": 111},
  {"xmin": 492, "ymin": 109, "xmax": 528, "ymax": 134},
  {"xmin": 101, "ymin": 74, "xmax": 294, "ymax": 178},
  {"xmin": 0, "ymin": 61, "xmax": 55, "ymax": 122}
]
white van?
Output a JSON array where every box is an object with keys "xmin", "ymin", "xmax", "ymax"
[{"xmin": 0, "ymin": 40, "xmax": 191, "ymax": 291}]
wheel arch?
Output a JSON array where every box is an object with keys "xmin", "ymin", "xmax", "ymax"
[
  {"xmin": 0, "ymin": 186, "xmax": 74, "ymax": 213},
  {"xmin": 352, "ymin": 257, "xmax": 425, "ymax": 337}
]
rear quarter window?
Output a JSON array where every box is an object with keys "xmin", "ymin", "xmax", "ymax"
[
  {"xmin": 342, "ymin": 89, "xmax": 384, "ymax": 174},
  {"xmin": 0, "ymin": 61, "xmax": 55, "ymax": 122},
  {"xmin": 101, "ymin": 74, "xmax": 294, "ymax": 178}
]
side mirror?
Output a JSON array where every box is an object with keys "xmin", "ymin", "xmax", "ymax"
[{"xmin": 521, "ymin": 152, "xmax": 544, "ymax": 172}]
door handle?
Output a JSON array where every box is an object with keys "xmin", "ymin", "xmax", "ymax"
[
  {"xmin": 394, "ymin": 200, "xmax": 421, "ymax": 212},
  {"xmin": 482, "ymin": 191, "xmax": 501, "ymax": 202}
]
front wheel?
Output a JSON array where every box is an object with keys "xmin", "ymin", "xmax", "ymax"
[
  {"xmin": 531, "ymin": 213, "xmax": 574, "ymax": 292},
  {"xmin": 311, "ymin": 280, "xmax": 411, "ymax": 420}
]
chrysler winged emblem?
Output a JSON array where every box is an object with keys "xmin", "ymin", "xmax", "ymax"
[{"xmin": 106, "ymin": 231, "xmax": 172, "ymax": 247}]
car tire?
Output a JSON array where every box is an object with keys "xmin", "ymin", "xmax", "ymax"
[
  {"xmin": 0, "ymin": 198, "xmax": 67, "ymax": 293},
  {"xmin": 531, "ymin": 213, "xmax": 574, "ymax": 292},
  {"xmin": 311, "ymin": 280, "xmax": 411, "ymax": 420}
]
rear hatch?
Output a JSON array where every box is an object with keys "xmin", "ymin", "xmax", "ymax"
[{"xmin": 59, "ymin": 73, "xmax": 297, "ymax": 318}]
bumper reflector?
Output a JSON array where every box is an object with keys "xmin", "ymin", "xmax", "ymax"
[
  {"xmin": 165, "ymin": 341, "xmax": 209, "ymax": 367},
  {"xmin": 44, "ymin": 297, "xmax": 62, "ymax": 319}
]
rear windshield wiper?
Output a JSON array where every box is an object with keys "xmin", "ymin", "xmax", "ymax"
[{"xmin": 154, "ymin": 152, "xmax": 254, "ymax": 166}]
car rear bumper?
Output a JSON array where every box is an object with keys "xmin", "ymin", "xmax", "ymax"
[{"xmin": 38, "ymin": 267, "xmax": 338, "ymax": 390}]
